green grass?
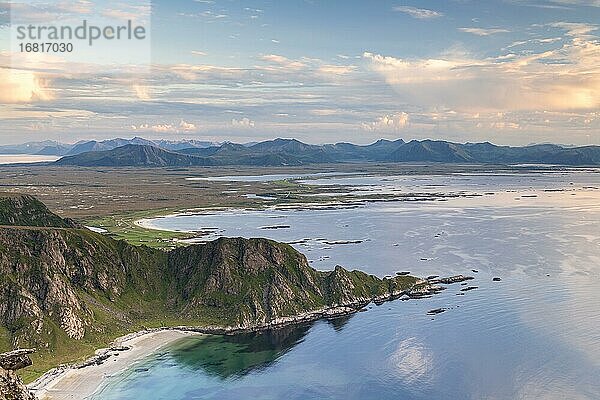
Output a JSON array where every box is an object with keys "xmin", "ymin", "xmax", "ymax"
[{"xmin": 84, "ymin": 209, "xmax": 191, "ymax": 249}]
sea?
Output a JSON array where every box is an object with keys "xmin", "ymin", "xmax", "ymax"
[{"xmin": 94, "ymin": 169, "xmax": 600, "ymax": 400}]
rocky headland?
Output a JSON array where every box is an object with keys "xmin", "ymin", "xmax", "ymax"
[{"xmin": 0, "ymin": 193, "xmax": 470, "ymax": 390}]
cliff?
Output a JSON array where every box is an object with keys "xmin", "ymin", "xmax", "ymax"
[
  {"xmin": 0, "ymin": 194, "xmax": 425, "ymax": 378},
  {"xmin": 0, "ymin": 350, "xmax": 36, "ymax": 400}
]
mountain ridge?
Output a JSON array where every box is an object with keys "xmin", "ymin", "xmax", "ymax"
[{"xmin": 53, "ymin": 138, "xmax": 600, "ymax": 166}]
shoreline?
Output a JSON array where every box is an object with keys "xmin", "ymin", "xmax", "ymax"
[
  {"xmin": 28, "ymin": 276, "xmax": 463, "ymax": 400},
  {"xmin": 30, "ymin": 329, "xmax": 202, "ymax": 400}
]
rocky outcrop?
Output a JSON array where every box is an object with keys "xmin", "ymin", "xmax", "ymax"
[
  {"xmin": 0, "ymin": 350, "xmax": 34, "ymax": 371},
  {"xmin": 0, "ymin": 350, "xmax": 36, "ymax": 400},
  {"xmin": 168, "ymin": 237, "xmax": 421, "ymax": 327},
  {"xmin": 428, "ymin": 275, "xmax": 474, "ymax": 284}
]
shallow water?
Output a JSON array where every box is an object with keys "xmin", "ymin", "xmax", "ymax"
[
  {"xmin": 95, "ymin": 171, "xmax": 600, "ymax": 400},
  {"xmin": 0, "ymin": 154, "xmax": 59, "ymax": 164},
  {"xmin": 185, "ymin": 172, "xmax": 360, "ymax": 182}
]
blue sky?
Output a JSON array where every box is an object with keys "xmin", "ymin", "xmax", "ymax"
[{"xmin": 1, "ymin": 0, "xmax": 599, "ymax": 145}]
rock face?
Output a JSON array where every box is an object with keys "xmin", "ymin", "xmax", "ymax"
[
  {"xmin": 0, "ymin": 350, "xmax": 34, "ymax": 371},
  {"xmin": 0, "ymin": 194, "xmax": 424, "ymax": 367},
  {"xmin": 168, "ymin": 239, "xmax": 417, "ymax": 327},
  {"xmin": 0, "ymin": 226, "xmax": 168, "ymax": 348},
  {"xmin": 0, "ymin": 350, "xmax": 36, "ymax": 400}
]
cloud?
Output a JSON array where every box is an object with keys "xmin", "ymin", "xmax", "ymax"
[
  {"xmin": 362, "ymin": 112, "xmax": 410, "ymax": 131},
  {"xmin": 549, "ymin": 22, "xmax": 598, "ymax": 36},
  {"xmin": 132, "ymin": 85, "xmax": 150, "ymax": 100},
  {"xmin": 549, "ymin": 0, "xmax": 600, "ymax": 6},
  {"xmin": 179, "ymin": 120, "xmax": 197, "ymax": 131},
  {"xmin": 131, "ymin": 120, "xmax": 197, "ymax": 133},
  {"xmin": 231, "ymin": 117, "xmax": 255, "ymax": 128},
  {"xmin": 191, "ymin": 51, "xmax": 207, "ymax": 56},
  {"xmin": 363, "ymin": 23, "xmax": 600, "ymax": 112},
  {"xmin": 393, "ymin": 6, "xmax": 442, "ymax": 19},
  {"xmin": 318, "ymin": 64, "xmax": 356, "ymax": 75},
  {"xmin": 6, "ymin": 1, "xmax": 150, "ymax": 25},
  {"xmin": 459, "ymin": 27, "xmax": 510, "ymax": 36},
  {"xmin": 100, "ymin": 5, "xmax": 151, "ymax": 22},
  {"xmin": 260, "ymin": 54, "xmax": 306, "ymax": 70},
  {"xmin": 0, "ymin": 68, "xmax": 54, "ymax": 103}
]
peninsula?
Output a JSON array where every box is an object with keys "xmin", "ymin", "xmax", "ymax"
[{"xmin": 0, "ymin": 193, "xmax": 449, "ymax": 392}]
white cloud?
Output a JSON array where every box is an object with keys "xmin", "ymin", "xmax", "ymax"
[
  {"xmin": 231, "ymin": 117, "xmax": 255, "ymax": 128},
  {"xmin": 549, "ymin": 0, "xmax": 600, "ymax": 6},
  {"xmin": 459, "ymin": 27, "xmax": 510, "ymax": 36},
  {"xmin": 0, "ymin": 68, "xmax": 54, "ymax": 103},
  {"xmin": 260, "ymin": 54, "xmax": 306, "ymax": 70},
  {"xmin": 100, "ymin": 5, "xmax": 151, "ymax": 22},
  {"xmin": 318, "ymin": 64, "xmax": 356, "ymax": 75},
  {"xmin": 549, "ymin": 22, "xmax": 598, "ymax": 36},
  {"xmin": 363, "ymin": 23, "xmax": 600, "ymax": 112},
  {"xmin": 393, "ymin": 6, "xmax": 442, "ymax": 19},
  {"xmin": 132, "ymin": 84, "xmax": 150, "ymax": 100},
  {"xmin": 362, "ymin": 112, "xmax": 410, "ymax": 131},
  {"xmin": 131, "ymin": 120, "xmax": 198, "ymax": 133},
  {"xmin": 179, "ymin": 120, "xmax": 197, "ymax": 131},
  {"xmin": 191, "ymin": 51, "xmax": 207, "ymax": 56}
]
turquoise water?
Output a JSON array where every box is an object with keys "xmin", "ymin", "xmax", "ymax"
[{"xmin": 95, "ymin": 171, "xmax": 600, "ymax": 400}]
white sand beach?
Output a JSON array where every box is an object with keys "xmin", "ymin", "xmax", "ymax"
[{"xmin": 31, "ymin": 330, "xmax": 201, "ymax": 400}]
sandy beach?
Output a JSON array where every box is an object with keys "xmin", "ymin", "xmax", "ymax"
[{"xmin": 30, "ymin": 330, "xmax": 201, "ymax": 400}]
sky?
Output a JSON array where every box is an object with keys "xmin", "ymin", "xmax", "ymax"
[{"xmin": 0, "ymin": 0, "xmax": 599, "ymax": 146}]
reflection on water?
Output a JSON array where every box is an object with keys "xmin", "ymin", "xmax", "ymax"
[
  {"xmin": 95, "ymin": 171, "xmax": 600, "ymax": 400},
  {"xmin": 168, "ymin": 324, "xmax": 314, "ymax": 379}
]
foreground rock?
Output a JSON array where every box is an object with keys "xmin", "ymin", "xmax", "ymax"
[{"xmin": 0, "ymin": 350, "xmax": 36, "ymax": 400}]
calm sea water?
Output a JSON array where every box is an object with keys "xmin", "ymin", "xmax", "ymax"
[
  {"xmin": 95, "ymin": 171, "xmax": 600, "ymax": 400},
  {"xmin": 0, "ymin": 154, "xmax": 59, "ymax": 164}
]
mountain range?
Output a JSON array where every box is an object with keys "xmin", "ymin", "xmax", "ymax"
[
  {"xmin": 0, "ymin": 137, "xmax": 221, "ymax": 156},
  {"xmin": 53, "ymin": 138, "xmax": 600, "ymax": 167}
]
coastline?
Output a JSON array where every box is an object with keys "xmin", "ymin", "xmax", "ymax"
[
  {"xmin": 30, "ymin": 330, "xmax": 202, "ymax": 400},
  {"xmin": 27, "ymin": 276, "xmax": 462, "ymax": 400}
]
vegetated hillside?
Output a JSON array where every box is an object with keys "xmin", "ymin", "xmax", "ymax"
[
  {"xmin": 0, "ymin": 194, "xmax": 422, "ymax": 378},
  {"xmin": 0, "ymin": 194, "xmax": 78, "ymax": 228},
  {"xmin": 54, "ymin": 138, "xmax": 600, "ymax": 167}
]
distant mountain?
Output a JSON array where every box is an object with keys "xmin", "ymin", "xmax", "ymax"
[
  {"xmin": 35, "ymin": 144, "xmax": 73, "ymax": 156},
  {"xmin": 1, "ymin": 137, "xmax": 222, "ymax": 157},
  {"xmin": 65, "ymin": 137, "xmax": 160, "ymax": 156},
  {"xmin": 53, "ymin": 138, "xmax": 600, "ymax": 167},
  {"xmin": 0, "ymin": 141, "xmax": 65, "ymax": 155},
  {"xmin": 56, "ymin": 144, "xmax": 214, "ymax": 167},
  {"xmin": 65, "ymin": 140, "xmax": 109, "ymax": 155},
  {"xmin": 154, "ymin": 139, "xmax": 221, "ymax": 151},
  {"xmin": 388, "ymin": 140, "xmax": 473, "ymax": 162}
]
